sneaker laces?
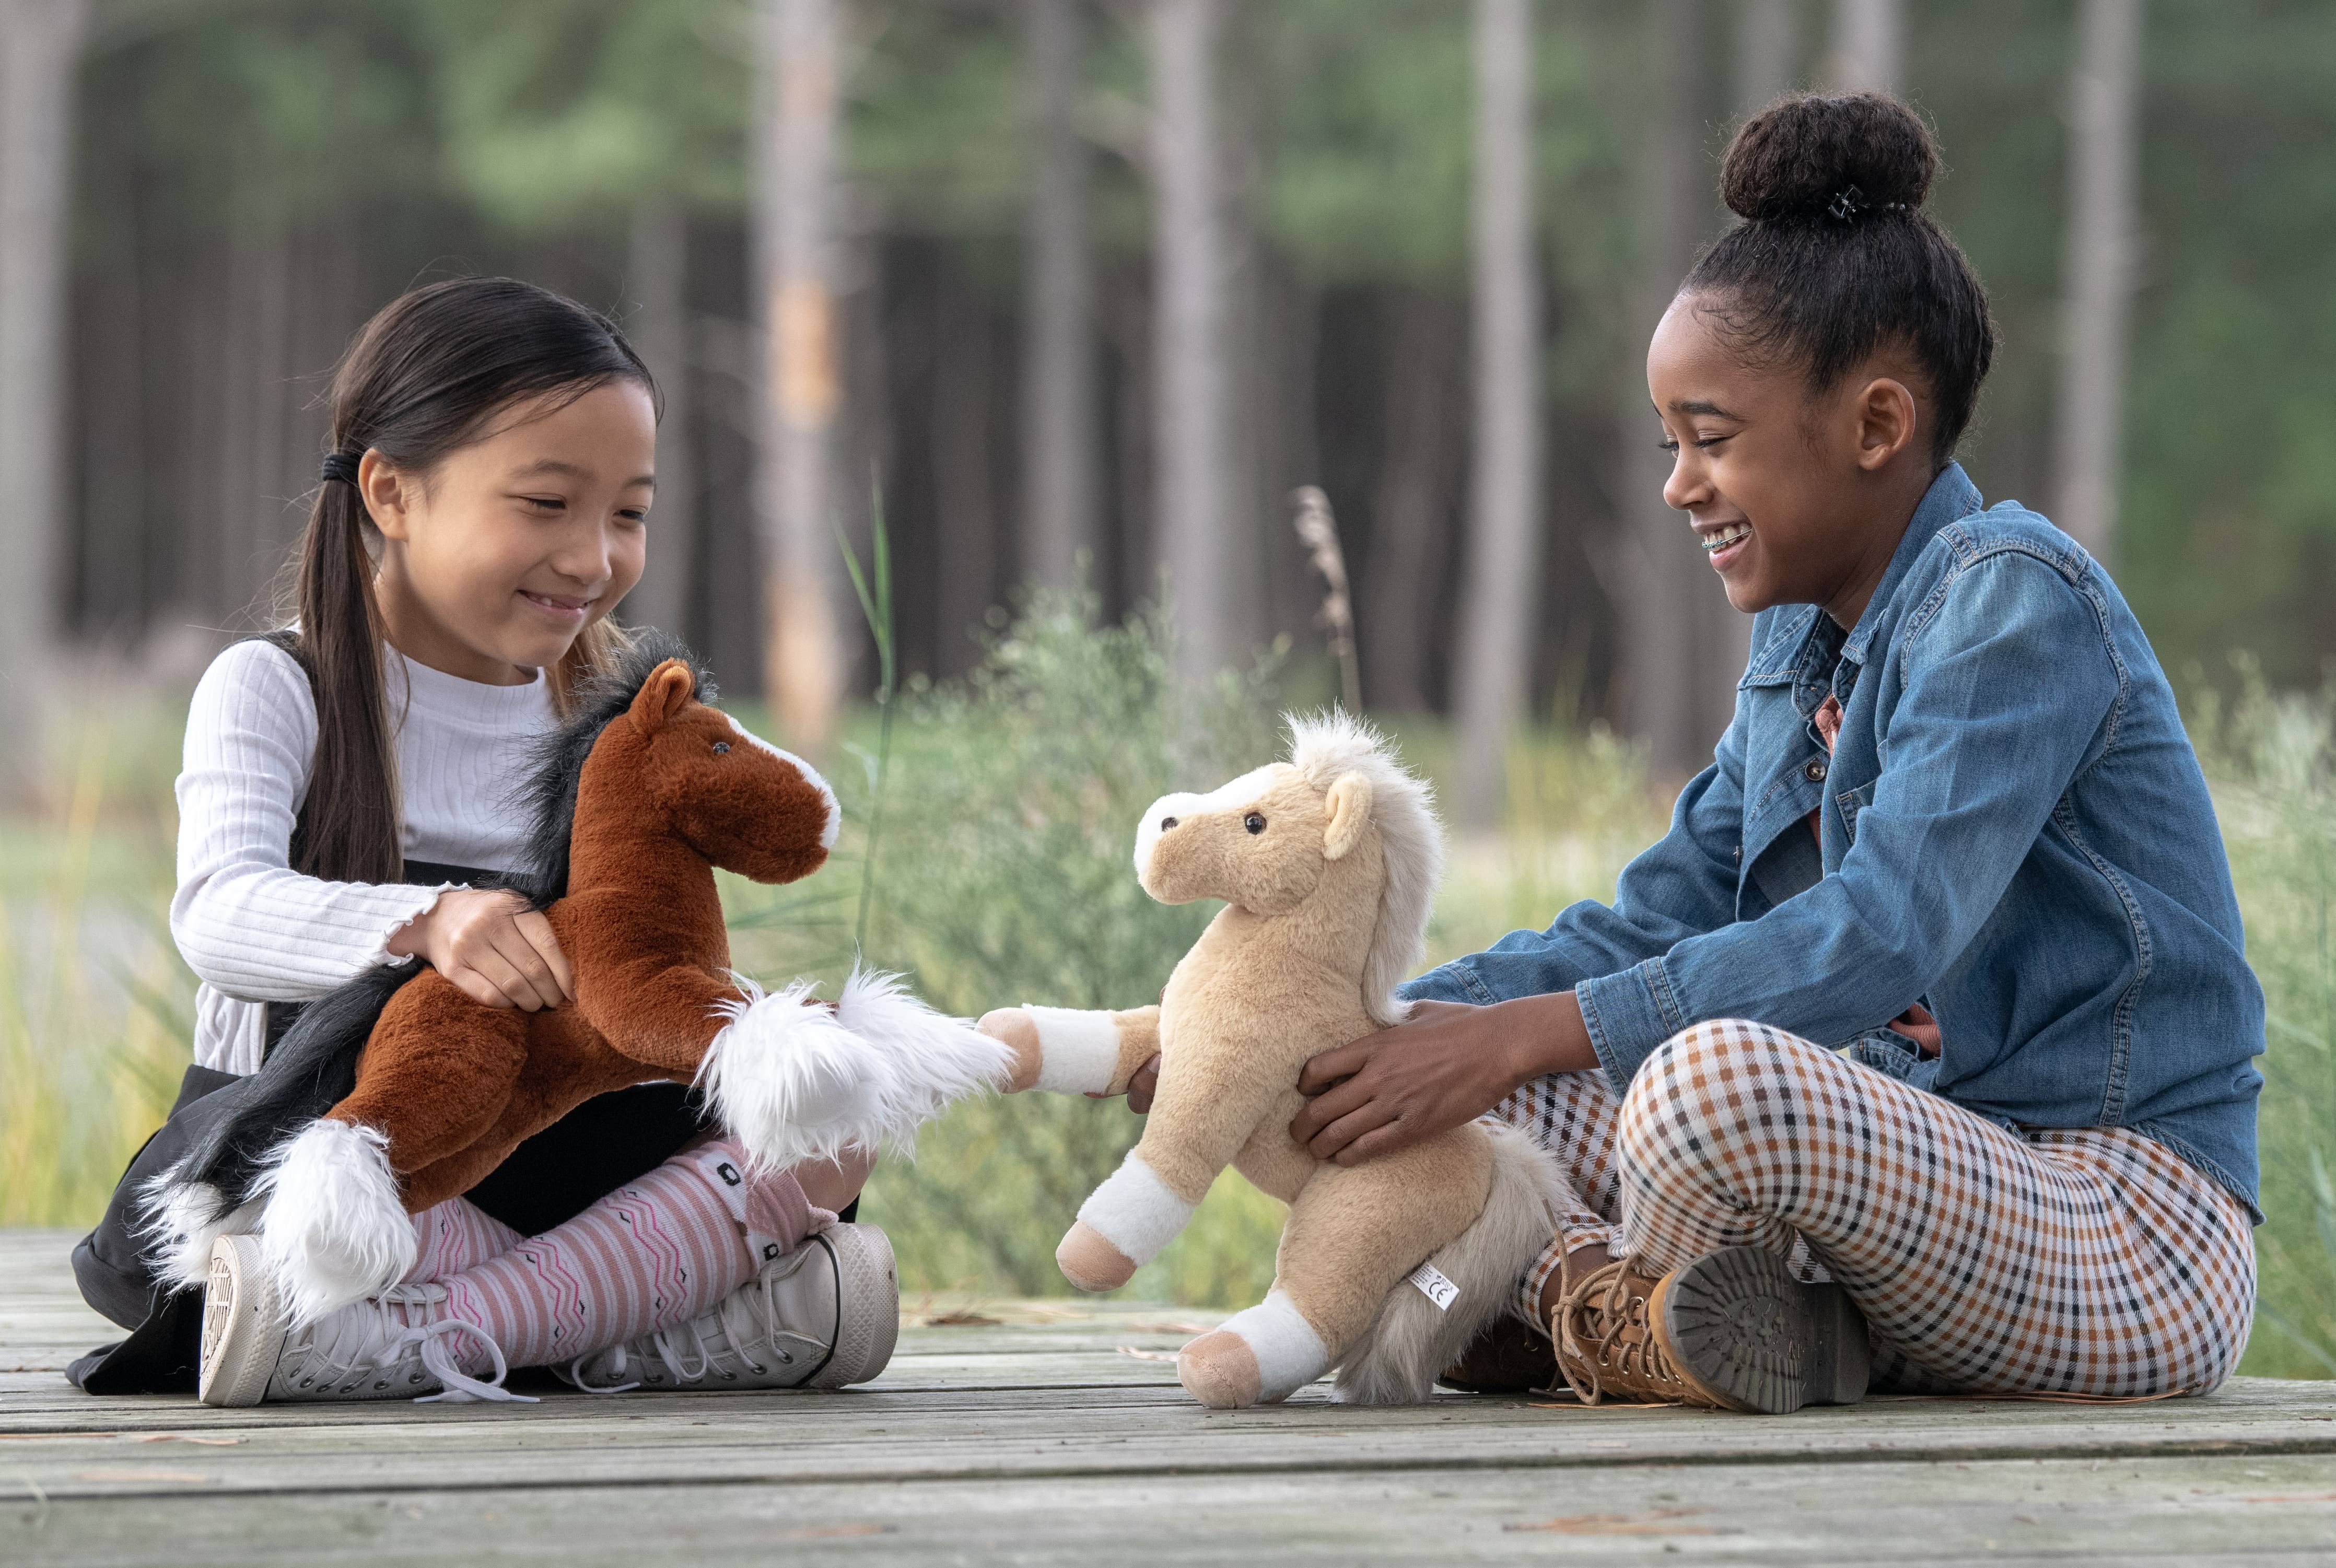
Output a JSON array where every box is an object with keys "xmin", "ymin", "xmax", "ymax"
[
  {"xmin": 370, "ymin": 1282, "xmax": 535, "ymax": 1405},
  {"xmin": 566, "ymin": 1251, "xmax": 814, "ymax": 1395}
]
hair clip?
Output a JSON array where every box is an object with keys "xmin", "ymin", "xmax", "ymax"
[{"xmin": 1826, "ymin": 184, "xmax": 1868, "ymax": 222}]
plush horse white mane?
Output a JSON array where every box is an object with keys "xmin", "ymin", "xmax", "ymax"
[{"xmin": 1284, "ymin": 710, "xmax": 1445, "ymax": 1028}]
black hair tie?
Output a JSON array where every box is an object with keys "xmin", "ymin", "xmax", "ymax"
[{"xmin": 319, "ymin": 451, "xmax": 363, "ymax": 486}]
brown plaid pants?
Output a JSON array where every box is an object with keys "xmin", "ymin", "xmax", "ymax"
[{"xmin": 1489, "ymin": 1018, "xmax": 2256, "ymax": 1396}]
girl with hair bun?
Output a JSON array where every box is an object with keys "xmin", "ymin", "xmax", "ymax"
[{"xmin": 1288, "ymin": 93, "xmax": 2261, "ymax": 1411}]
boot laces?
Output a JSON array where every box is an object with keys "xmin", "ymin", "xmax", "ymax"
[{"xmin": 1554, "ymin": 1258, "xmax": 1687, "ymax": 1407}]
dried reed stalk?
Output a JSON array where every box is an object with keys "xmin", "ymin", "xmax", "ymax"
[{"xmin": 1289, "ymin": 485, "xmax": 1362, "ymax": 713}]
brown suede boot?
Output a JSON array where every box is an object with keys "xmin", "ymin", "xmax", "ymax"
[
  {"xmin": 1436, "ymin": 1313, "xmax": 1558, "ymax": 1394},
  {"xmin": 1551, "ymin": 1246, "xmax": 1871, "ymax": 1414}
]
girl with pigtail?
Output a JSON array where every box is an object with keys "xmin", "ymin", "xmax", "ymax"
[{"xmin": 71, "ymin": 277, "xmax": 898, "ymax": 1404}]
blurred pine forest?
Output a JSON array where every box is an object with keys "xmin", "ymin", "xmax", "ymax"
[{"xmin": 54, "ymin": 0, "xmax": 2336, "ymax": 720}]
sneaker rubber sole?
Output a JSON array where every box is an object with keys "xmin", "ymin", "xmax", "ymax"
[
  {"xmin": 198, "ymin": 1234, "xmax": 289, "ymax": 1408},
  {"xmin": 1651, "ymin": 1245, "xmax": 1870, "ymax": 1414},
  {"xmin": 805, "ymin": 1223, "xmax": 900, "ymax": 1389}
]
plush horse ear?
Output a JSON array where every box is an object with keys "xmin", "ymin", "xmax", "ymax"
[
  {"xmin": 1322, "ymin": 771, "xmax": 1374, "ymax": 862},
  {"xmin": 630, "ymin": 659, "xmax": 697, "ymax": 733}
]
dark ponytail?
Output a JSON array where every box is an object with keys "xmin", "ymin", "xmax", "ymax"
[
  {"xmin": 1683, "ymin": 93, "xmax": 1995, "ymax": 467},
  {"xmin": 284, "ymin": 276, "xmax": 657, "ymax": 884}
]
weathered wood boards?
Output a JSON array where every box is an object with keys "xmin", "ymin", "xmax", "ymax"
[{"xmin": 4, "ymin": 1230, "xmax": 2331, "ymax": 1564}]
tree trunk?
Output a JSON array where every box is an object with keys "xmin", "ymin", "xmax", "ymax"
[
  {"xmin": 1827, "ymin": 0, "xmax": 1902, "ymax": 95},
  {"xmin": 625, "ymin": 198, "xmax": 698, "ymax": 641},
  {"xmin": 1453, "ymin": 0, "xmax": 1542, "ymax": 827},
  {"xmin": 1735, "ymin": 0, "xmax": 1802, "ymax": 113},
  {"xmin": 0, "ymin": 0, "xmax": 89, "ymax": 794},
  {"xmin": 1620, "ymin": 0, "xmax": 1734, "ymax": 786},
  {"xmin": 1149, "ymin": 0, "xmax": 1233, "ymax": 684},
  {"xmin": 1363, "ymin": 290, "xmax": 1463, "ymax": 715},
  {"xmin": 2052, "ymin": 0, "xmax": 2141, "ymax": 565},
  {"xmin": 756, "ymin": 0, "xmax": 846, "ymax": 750},
  {"xmin": 934, "ymin": 263, "xmax": 1001, "ymax": 668},
  {"xmin": 1021, "ymin": 0, "xmax": 1095, "ymax": 593}
]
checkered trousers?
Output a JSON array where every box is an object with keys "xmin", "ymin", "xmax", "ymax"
[{"xmin": 1488, "ymin": 1018, "xmax": 2256, "ymax": 1397}]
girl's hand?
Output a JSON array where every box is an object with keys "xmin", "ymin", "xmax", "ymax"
[
  {"xmin": 1125, "ymin": 1054, "xmax": 1163, "ymax": 1114},
  {"xmin": 388, "ymin": 887, "xmax": 575, "ymax": 1011},
  {"xmin": 1288, "ymin": 993, "xmax": 1598, "ymax": 1165}
]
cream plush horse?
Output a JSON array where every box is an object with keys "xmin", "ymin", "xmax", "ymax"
[{"xmin": 978, "ymin": 713, "xmax": 1566, "ymax": 1407}]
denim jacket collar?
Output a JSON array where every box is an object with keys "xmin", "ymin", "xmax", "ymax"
[{"xmin": 1743, "ymin": 462, "xmax": 1983, "ymax": 696}]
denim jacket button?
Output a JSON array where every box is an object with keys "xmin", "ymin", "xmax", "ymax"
[{"xmin": 1805, "ymin": 758, "xmax": 1828, "ymax": 782}]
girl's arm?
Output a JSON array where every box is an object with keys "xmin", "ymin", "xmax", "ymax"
[
  {"xmin": 168, "ymin": 639, "xmax": 453, "ymax": 1003},
  {"xmin": 1575, "ymin": 553, "xmax": 2119, "ymax": 1086}
]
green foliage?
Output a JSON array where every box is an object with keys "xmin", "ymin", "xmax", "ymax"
[
  {"xmin": 2191, "ymin": 662, "xmax": 2336, "ymax": 1376},
  {"xmin": 416, "ymin": 0, "xmax": 753, "ymax": 229}
]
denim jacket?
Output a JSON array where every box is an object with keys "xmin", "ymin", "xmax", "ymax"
[{"xmin": 1404, "ymin": 463, "xmax": 2264, "ymax": 1217}]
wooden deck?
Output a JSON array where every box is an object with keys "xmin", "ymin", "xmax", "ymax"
[{"xmin": 4, "ymin": 1231, "xmax": 2333, "ymax": 1564}]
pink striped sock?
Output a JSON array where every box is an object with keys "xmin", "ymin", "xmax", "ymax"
[
  {"xmin": 435, "ymin": 1139, "xmax": 827, "ymax": 1371},
  {"xmin": 401, "ymin": 1199, "xmax": 523, "ymax": 1284}
]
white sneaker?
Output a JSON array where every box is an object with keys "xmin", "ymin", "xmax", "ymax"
[
  {"xmin": 197, "ymin": 1233, "xmax": 532, "ymax": 1407},
  {"xmin": 564, "ymin": 1224, "xmax": 899, "ymax": 1393}
]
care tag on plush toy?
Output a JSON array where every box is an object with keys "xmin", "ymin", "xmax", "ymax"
[{"xmin": 1406, "ymin": 1260, "xmax": 1458, "ymax": 1311}]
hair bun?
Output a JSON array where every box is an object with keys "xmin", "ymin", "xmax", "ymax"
[{"xmin": 1721, "ymin": 92, "xmax": 1936, "ymax": 223}]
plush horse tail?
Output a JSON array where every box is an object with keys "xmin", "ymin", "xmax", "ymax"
[
  {"xmin": 1332, "ymin": 1121, "xmax": 1571, "ymax": 1406},
  {"xmin": 139, "ymin": 962, "xmax": 423, "ymax": 1289}
]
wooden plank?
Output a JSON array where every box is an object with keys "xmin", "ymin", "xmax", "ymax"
[
  {"xmin": 8, "ymin": 1227, "xmax": 2335, "ymax": 1565},
  {"xmin": 7, "ymin": 1381, "xmax": 2336, "ymax": 1501},
  {"xmin": 10, "ymin": 1453, "xmax": 2336, "ymax": 1566}
]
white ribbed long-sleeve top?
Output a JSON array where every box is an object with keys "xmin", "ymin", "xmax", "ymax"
[{"xmin": 171, "ymin": 638, "xmax": 559, "ymax": 1075}]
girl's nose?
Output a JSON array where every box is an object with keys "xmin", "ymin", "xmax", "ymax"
[
  {"xmin": 1662, "ymin": 451, "xmax": 1707, "ymax": 514},
  {"xmin": 549, "ymin": 526, "xmax": 615, "ymax": 586}
]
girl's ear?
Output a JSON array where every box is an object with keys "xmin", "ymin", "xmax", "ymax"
[
  {"xmin": 1853, "ymin": 376, "xmax": 1920, "ymax": 471},
  {"xmin": 356, "ymin": 450, "xmax": 413, "ymax": 541},
  {"xmin": 1323, "ymin": 773, "xmax": 1374, "ymax": 862},
  {"xmin": 629, "ymin": 659, "xmax": 696, "ymax": 733}
]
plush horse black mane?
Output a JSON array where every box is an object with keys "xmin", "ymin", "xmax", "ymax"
[{"xmin": 507, "ymin": 628, "xmax": 717, "ymax": 908}]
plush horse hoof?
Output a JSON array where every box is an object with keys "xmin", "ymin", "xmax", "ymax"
[
  {"xmin": 1056, "ymin": 1220, "xmax": 1137, "ymax": 1292},
  {"xmin": 1178, "ymin": 1329, "xmax": 1262, "ymax": 1408},
  {"xmin": 975, "ymin": 1009, "xmax": 1044, "ymax": 1093}
]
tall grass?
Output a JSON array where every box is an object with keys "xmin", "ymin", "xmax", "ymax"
[
  {"xmin": 0, "ymin": 690, "xmax": 196, "ymax": 1227},
  {"xmin": 2191, "ymin": 662, "xmax": 2336, "ymax": 1377}
]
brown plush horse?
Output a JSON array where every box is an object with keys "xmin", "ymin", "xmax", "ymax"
[{"xmin": 149, "ymin": 634, "xmax": 1010, "ymax": 1324}]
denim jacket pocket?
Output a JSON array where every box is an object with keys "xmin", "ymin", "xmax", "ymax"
[
  {"xmin": 1835, "ymin": 779, "xmax": 1877, "ymax": 846},
  {"xmin": 1843, "ymin": 1027, "xmax": 1942, "ymax": 1092}
]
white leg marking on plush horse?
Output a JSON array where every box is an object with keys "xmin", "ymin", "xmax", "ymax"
[
  {"xmin": 1076, "ymin": 1151, "xmax": 1197, "ymax": 1266},
  {"xmin": 1022, "ymin": 1007, "xmax": 1124, "ymax": 1095},
  {"xmin": 252, "ymin": 1119, "xmax": 416, "ymax": 1327},
  {"xmin": 1218, "ymin": 1290, "xmax": 1332, "ymax": 1402}
]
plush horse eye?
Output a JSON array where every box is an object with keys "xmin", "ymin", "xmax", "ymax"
[
  {"xmin": 712, "ymin": 741, "xmax": 730, "ymax": 754},
  {"xmin": 1159, "ymin": 815, "xmax": 1178, "ymax": 832},
  {"xmin": 1244, "ymin": 813, "xmax": 1266, "ymax": 834}
]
